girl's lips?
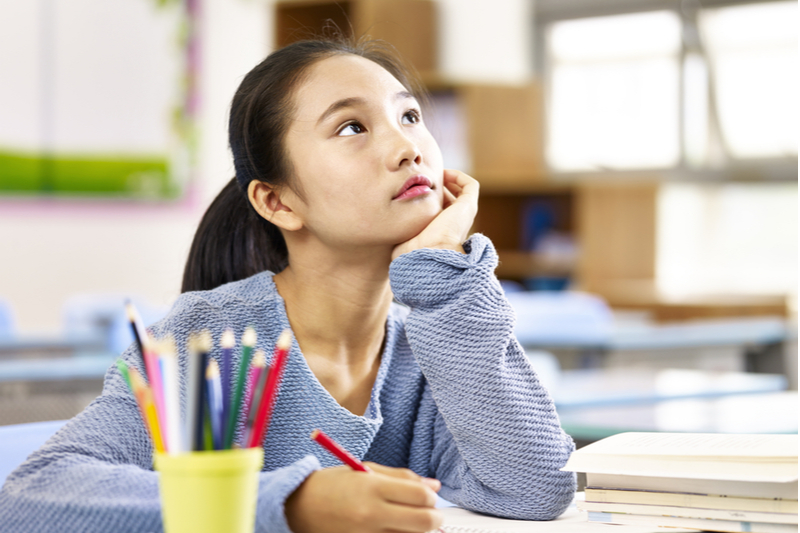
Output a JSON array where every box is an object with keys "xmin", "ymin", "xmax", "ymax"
[{"xmin": 393, "ymin": 175, "xmax": 433, "ymax": 201}]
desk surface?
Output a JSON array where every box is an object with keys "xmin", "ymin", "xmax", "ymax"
[
  {"xmin": 552, "ymin": 367, "xmax": 787, "ymax": 409},
  {"xmin": 515, "ymin": 315, "xmax": 791, "ymax": 351},
  {"xmin": 0, "ymin": 353, "xmax": 116, "ymax": 382},
  {"xmin": 438, "ymin": 496, "xmax": 693, "ymax": 532},
  {"xmin": 558, "ymin": 391, "xmax": 798, "ymax": 441}
]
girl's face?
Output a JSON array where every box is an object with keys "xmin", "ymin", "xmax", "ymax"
[{"xmin": 282, "ymin": 54, "xmax": 445, "ymax": 251}]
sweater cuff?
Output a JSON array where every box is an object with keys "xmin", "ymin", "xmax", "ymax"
[
  {"xmin": 389, "ymin": 234, "xmax": 498, "ymax": 307},
  {"xmin": 256, "ymin": 454, "xmax": 321, "ymax": 533}
]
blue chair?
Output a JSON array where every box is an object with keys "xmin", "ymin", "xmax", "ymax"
[
  {"xmin": 0, "ymin": 299, "xmax": 15, "ymax": 339},
  {"xmin": 0, "ymin": 420, "xmax": 67, "ymax": 485},
  {"xmin": 62, "ymin": 294, "xmax": 167, "ymax": 355},
  {"xmin": 506, "ymin": 290, "xmax": 614, "ymax": 347}
]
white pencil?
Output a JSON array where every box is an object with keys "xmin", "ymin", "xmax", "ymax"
[{"xmin": 159, "ymin": 338, "xmax": 183, "ymax": 454}]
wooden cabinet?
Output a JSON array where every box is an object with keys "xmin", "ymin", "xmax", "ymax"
[
  {"xmin": 425, "ymin": 81, "xmax": 547, "ymax": 185},
  {"xmin": 576, "ymin": 181, "xmax": 658, "ymax": 292},
  {"xmin": 452, "ymin": 83, "xmax": 545, "ymax": 187},
  {"xmin": 275, "ymin": 0, "xmax": 437, "ymax": 78}
]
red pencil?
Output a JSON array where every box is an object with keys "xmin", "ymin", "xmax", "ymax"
[
  {"xmin": 310, "ymin": 429, "xmax": 370, "ymax": 472},
  {"xmin": 246, "ymin": 330, "xmax": 292, "ymax": 448}
]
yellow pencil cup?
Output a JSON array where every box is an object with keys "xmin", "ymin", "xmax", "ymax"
[{"xmin": 154, "ymin": 448, "xmax": 263, "ymax": 533}]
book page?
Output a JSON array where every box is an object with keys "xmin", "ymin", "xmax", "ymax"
[{"xmin": 572, "ymin": 432, "xmax": 798, "ymax": 459}]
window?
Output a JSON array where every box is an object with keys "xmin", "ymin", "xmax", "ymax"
[
  {"xmin": 657, "ymin": 182, "xmax": 797, "ymax": 299},
  {"xmin": 542, "ymin": 0, "xmax": 798, "ymax": 174},
  {"xmin": 547, "ymin": 11, "xmax": 682, "ymax": 171},
  {"xmin": 699, "ymin": 2, "xmax": 798, "ymax": 159}
]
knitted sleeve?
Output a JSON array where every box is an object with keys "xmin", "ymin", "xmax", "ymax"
[
  {"xmin": 389, "ymin": 234, "xmax": 577, "ymax": 520},
  {"xmin": 0, "ymin": 293, "xmax": 319, "ymax": 533}
]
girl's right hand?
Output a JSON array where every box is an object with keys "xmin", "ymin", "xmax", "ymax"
[{"xmin": 285, "ymin": 462, "xmax": 444, "ymax": 533}]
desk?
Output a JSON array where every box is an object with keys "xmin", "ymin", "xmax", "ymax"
[
  {"xmin": 514, "ymin": 311, "xmax": 792, "ymax": 374},
  {"xmin": 558, "ymin": 391, "xmax": 798, "ymax": 442},
  {"xmin": 0, "ymin": 333, "xmax": 107, "ymax": 360},
  {"xmin": 437, "ymin": 495, "xmax": 693, "ymax": 532},
  {"xmin": 0, "ymin": 353, "xmax": 113, "ymax": 425},
  {"xmin": 551, "ymin": 367, "xmax": 788, "ymax": 410},
  {"xmin": 0, "ymin": 353, "xmax": 116, "ymax": 382}
]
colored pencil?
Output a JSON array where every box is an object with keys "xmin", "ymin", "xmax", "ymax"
[
  {"xmin": 220, "ymin": 328, "xmax": 235, "ymax": 445},
  {"xmin": 203, "ymin": 398, "xmax": 214, "ymax": 451},
  {"xmin": 206, "ymin": 358, "xmax": 224, "ymax": 450},
  {"xmin": 192, "ymin": 330, "xmax": 212, "ymax": 450},
  {"xmin": 116, "ymin": 358, "xmax": 133, "ymax": 390},
  {"xmin": 159, "ymin": 338, "xmax": 183, "ymax": 454},
  {"xmin": 247, "ymin": 330, "xmax": 292, "ymax": 448},
  {"xmin": 224, "ymin": 327, "xmax": 256, "ymax": 449},
  {"xmin": 117, "ymin": 359, "xmax": 152, "ymax": 445},
  {"xmin": 184, "ymin": 333, "xmax": 200, "ymax": 452},
  {"xmin": 124, "ymin": 300, "xmax": 149, "ymax": 369},
  {"xmin": 243, "ymin": 349, "xmax": 267, "ymax": 427},
  {"xmin": 129, "ymin": 366, "xmax": 165, "ymax": 453},
  {"xmin": 242, "ymin": 349, "xmax": 268, "ymax": 447},
  {"xmin": 143, "ymin": 341, "xmax": 168, "ymax": 450},
  {"xmin": 310, "ymin": 429, "xmax": 370, "ymax": 472}
]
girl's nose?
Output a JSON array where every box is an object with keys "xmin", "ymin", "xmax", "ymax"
[{"xmin": 388, "ymin": 128, "xmax": 423, "ymax": 170}]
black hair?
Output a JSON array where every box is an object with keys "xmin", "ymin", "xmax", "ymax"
[{"xmin": 181, "ymin": 35, "xmax": 426, "ymax": 293}]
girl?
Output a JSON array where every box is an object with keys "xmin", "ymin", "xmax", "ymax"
[{"xmin": 0, "ymin": 37, "xmax": 576, "ymax": 533}]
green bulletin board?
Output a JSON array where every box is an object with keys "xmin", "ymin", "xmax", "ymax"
[{"xmin": 0, "ymin": 0, "xmax": 197, "ymax": 198}]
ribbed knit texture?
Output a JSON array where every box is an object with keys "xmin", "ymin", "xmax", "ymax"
[{"xmin": 0, "ymin": 234, "xmax": 576, "ymax": 533}]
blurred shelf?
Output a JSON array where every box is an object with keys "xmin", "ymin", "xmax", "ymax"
[
  {"xmin": 495, "ymin": 249, "xmax": 574, "ymax": 279},
  {"xmin": 585, "ymin": 279, "xmax": 791, "ymax": 322}
]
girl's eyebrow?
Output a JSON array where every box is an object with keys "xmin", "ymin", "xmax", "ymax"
[{"xmin": 316, "ymin": 91, "xmax": 417, "ymax": 126}]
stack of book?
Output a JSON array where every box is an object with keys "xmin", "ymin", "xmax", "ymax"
[{"xmin": 563, "ymin": 432, "xmax": 798, "ymax": 533}]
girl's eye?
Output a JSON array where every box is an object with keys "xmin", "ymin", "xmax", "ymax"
[
  {"xmin": 402, "ymin": 109, "xmax": 421, "ymax": 125},
  {"xmin": 338, "ymin": 122, "xmax": 365, "ymax": 137}
]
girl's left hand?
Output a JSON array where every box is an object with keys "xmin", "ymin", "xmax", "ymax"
[{"xmin": 392, "ymin": 169, "xmax": 479, "ymax": 260}]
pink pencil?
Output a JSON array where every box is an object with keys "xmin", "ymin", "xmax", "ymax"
[{"xmin": 243, "ymin": 350, "xmax": 266, "ymax": 423}]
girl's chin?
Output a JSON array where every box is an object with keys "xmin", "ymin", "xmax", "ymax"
[{"xmin": 391, "ymin": 211, "xmax": 440, "ymax": 245}]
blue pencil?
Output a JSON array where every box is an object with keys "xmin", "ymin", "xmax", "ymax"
[
  {"xmin": 206, "ymin": 358, "xmax": 224, "ymax": 451},
  {"xmin": 192, "ymin": 330, "xmax": 211, "ymax": 451}
]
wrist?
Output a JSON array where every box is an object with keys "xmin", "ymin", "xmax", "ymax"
[{"xmin": 425, "ymin": 242, "xmax": 465, "ymax": 254}]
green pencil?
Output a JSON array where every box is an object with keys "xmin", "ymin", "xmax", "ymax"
[
  {"xmin": 224, "ymin": 326, "xmax": 257, "ymax": 449},
  {"xmin": 116, "ymin": 359, "xmax": 133, "ymax": 390}
]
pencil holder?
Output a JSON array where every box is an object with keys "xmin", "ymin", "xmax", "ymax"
[{"xmin": 154, "ymin": 448, "xmax": 263, "ymax": 533}]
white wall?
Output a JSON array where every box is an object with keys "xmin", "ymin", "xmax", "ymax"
[
  {"xmin": 437, "ymin": 0, "xmax": 534, "ymax": 83},
  {"xmin": 1, "ymin": 0, "xmax": 531, "ymax": 334},
  {"xmin": 0, "ymin": 0, "xmax": 272, "ymax": 333}
]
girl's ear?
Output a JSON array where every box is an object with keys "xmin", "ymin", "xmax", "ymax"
[{"xmin": 247, "ymin": 180, "xmax": 304, "ymax": 232}]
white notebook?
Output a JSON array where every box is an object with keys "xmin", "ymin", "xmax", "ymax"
[{"xmin": 431, "ymin": 494, "xmax": 695, "ymax": 533}]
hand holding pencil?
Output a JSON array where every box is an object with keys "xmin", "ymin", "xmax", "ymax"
[{"xmin": 285, "ymin": 429, "xmax": 443, "ymax": 533}]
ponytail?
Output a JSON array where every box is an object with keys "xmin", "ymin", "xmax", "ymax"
[{"xmin": 181, "ymin": 178, "xmax": 288, "ymax": 293}]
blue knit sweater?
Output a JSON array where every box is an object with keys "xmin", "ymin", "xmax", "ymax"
[{"xmin": 0, "ymin": 234, "xmax": 576, "ymax": 533}]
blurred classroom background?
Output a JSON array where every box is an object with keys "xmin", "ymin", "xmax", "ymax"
[{"xmin": 0, "ymin": 0, "xmax": 796, "ymax": 446}]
